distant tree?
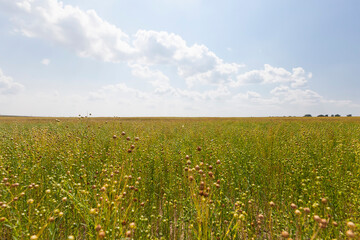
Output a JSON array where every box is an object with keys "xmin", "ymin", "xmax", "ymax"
[
  {"xmin": 317, "ymin": 114, "xmax": 325, "ymax": 117},
  {"xmin": 304, "ymin": 114, "xmax": 312, "ymax": 117},
  {"xmin": 335, "ymin": 114, "xmax": 341, "ymax": 117},
  {"xmin": 347, "ymin": 114, "xmax": 352, "ymax": 117},
  {"xmin": 331, "ymin": 114, "xmax": 334, "ymax": 117},
  {"xmin": 325, "ymin": 114, "xmax": 328, "ymax": 117}
]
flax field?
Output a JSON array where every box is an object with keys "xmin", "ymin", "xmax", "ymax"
[{"xmin": 0, "ymin": 117, "xmax": 359, "ymax": 239}]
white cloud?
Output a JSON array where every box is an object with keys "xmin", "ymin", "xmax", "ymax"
[
  {"xmin": 128, "ymin": 62, "xmax": 232, "ymax": 100},
  {"xmin": 1, "ymin": 0, "xmax": 244, "ymax": 86},
  {"xmin": 129, "ymin": 63, "xmax": 172, "ymax": 93},
  {"xmin": 41, "ymin": 58, "xmax": 50, "ymax": 65},
  {"xmin": 16, "ymin": 1, "xmax": 31, "ymax": 12},
  {"xmin": 270, "ymin": 85, "xmax": 352, "ymax": 106},
  {"xmin": 1, "ymin": 0, "xmax": 310, "ymax": 91},
  {"xmin": 231, "ymin": 86, "xmax": 352, "ymax": 108},
  {"xmin": 1, "ymin": 0, "xmax": 136, "ymax": 62},
  {"xmin": 132, "ymin": 30, "xmax": 245, "ymax": 87},
  {"xmin": 270, "ymin": 86, "xmax": 321, "ymax": 105},
  {"xmin": 232, "ymin": 64, "xmax": 311, "ymax": 88},
  {"xmin": 0, "ymin": 68, "xmax": 25, "ymax": 94}
]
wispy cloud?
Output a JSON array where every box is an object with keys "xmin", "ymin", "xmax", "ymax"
[{"xmin": 0, "ymin": 68, "xmax": 25, "ymax": 94}]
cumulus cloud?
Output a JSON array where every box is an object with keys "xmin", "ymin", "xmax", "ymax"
[
  {"xmin": 0, "ymin": 0, "xmax": 135, "ymax": 62},
  {"xmin": 132, "ymin": 30, "xmax": 245, "ymax": 86},
  {"xmin": 0, "ymin": 0, "xmax": 244, "ymax": 86},
  {"xmin": 270, "ymin": 86, "xmax": 321, "ymax": 104},
  {"xmin": 270, "ymin": 85, "xmax": 351, "ymax": 106},
  {"xmin": 1, "ymin": 0, "xmax": 312, "ymax": 90},
  {"xmin": 231, "ymin": 64, "xmax": 311, "ymax": 88},
  {"xmin": 0, "ymin": 68, "xmax": 24, "ymax": 94},
  {"xmin": 129, "ymin": 63, "xmax": 172, "ymax": 93}
]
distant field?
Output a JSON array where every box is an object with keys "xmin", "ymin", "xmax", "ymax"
[{"xmin": 0, "ymin": 117, "xmax": 359, "ymax": 239}]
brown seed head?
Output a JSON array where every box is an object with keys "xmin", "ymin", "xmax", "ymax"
[
  {"xmin": 95, "ymin": 224, "xmax": 102, "ymax": 232},
  {"xmin": 281, "ymin": 231, "xmax": 289, "ymax": 238},
  {"xmin": 346, "ymin": 230, "xmax": 355, "ymax": 238},
  {"xmin": 98, "ymin": 230, "xmax": 105, "ymax": 238},
  {"xmin": 347, "ymin": 221, "xmax": 356, "ymax": 229},
  {"xmin": 313, "ymin": 215, "xmax": 321, "ymax": 223}
]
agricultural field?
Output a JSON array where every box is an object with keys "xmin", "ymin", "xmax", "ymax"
[{"xmin": 0, "ymin": 117, "xmax": 359, "ymax": 239}]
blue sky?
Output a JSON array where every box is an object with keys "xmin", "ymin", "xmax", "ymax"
[{"xmin": 0, "ymin": 0, "xmax": 359, "ymax": 116}]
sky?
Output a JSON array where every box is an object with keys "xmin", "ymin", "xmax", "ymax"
[{"xmin": 0, "ymin": 0, "xmax": 359, "ymax": 117}]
